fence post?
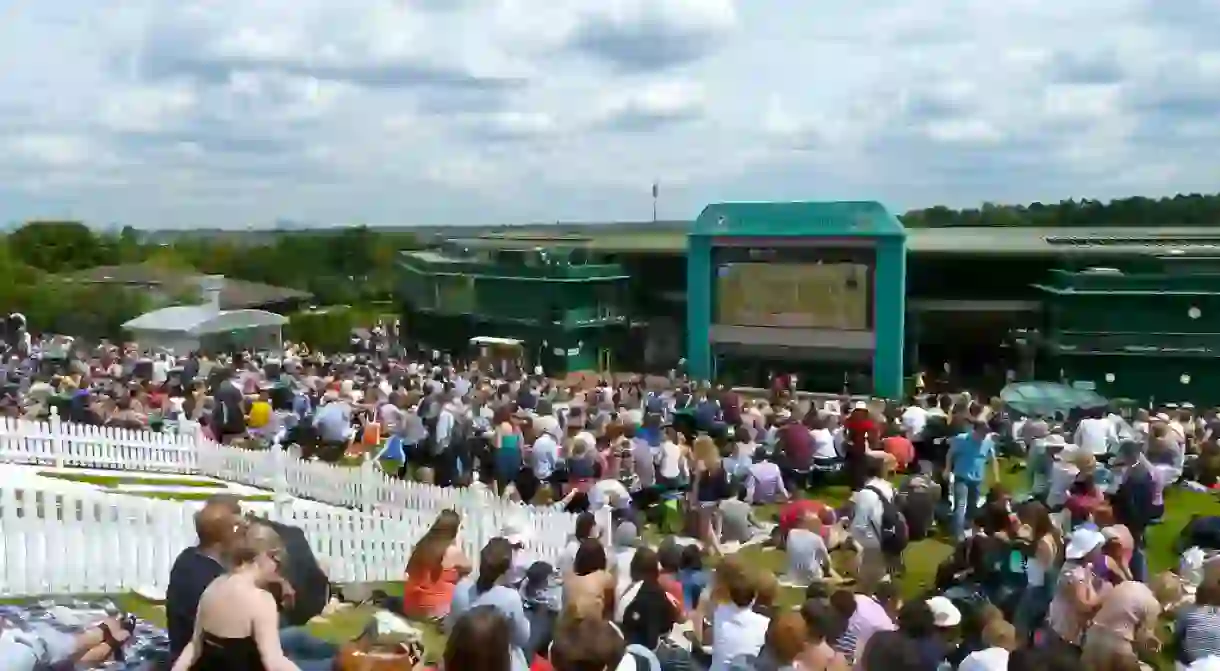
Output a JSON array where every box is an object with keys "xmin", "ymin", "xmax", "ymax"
[
  {"xmin": 360, "ymin": 462, "xmax": 377, "ymax": 514},
  {"xmin": 270, "ymin": 435, "xmax": 288, "ymax": 501},
  {"xmin": 188, "ymin": 422, "xmax": 206, "ymax": 476},
  {"xmin": 48, "ymin": 407, "xmax": 64, "ymax": 470}
]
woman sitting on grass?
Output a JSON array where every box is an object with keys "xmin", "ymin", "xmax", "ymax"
[
  {"xmin": 171, "ymin": 524, "xmax": 314, "ymax": 671},
  {"xmin": 401, "ymin": 509, "xmax": 472, "ymax": 621}
]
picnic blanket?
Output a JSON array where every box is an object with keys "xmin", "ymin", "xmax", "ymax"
[{"xmin": 0, "ymin": 599, "xmax": 169, "ymax": 670}]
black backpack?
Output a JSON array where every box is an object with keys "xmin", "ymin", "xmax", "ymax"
[
  {"xmin": 246, "ymin": 517, "xmax": 330, "ymax": 626},
  {"xmin": 866, "ymin": 485, "xmax": 910, "ymax": 555},
  {"xmin": 437, "ymin": 415, "xmax": 472, "ymax": 455}
]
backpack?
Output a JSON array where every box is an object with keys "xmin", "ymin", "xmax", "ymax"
[
  {"xmin": 433, "ymin": 412, "xmax": 470, "ymax": 455},
  {"xmin": 866, "ymin": 485, "xmax": 909, "ymax": 555},
  {"xmin": 246, "ymin": 517, "xmax": 330, "ymax": 626}
]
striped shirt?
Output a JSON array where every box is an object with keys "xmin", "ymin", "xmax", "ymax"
[
  {"xmin": 1180, "ymin": 606, "xmax": 1220, "ymax": 664},
  {"xmin": 834, "ymin": 595, "xmax": 895, "ymax": 663}
]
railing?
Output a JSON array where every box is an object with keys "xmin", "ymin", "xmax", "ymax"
[{"xmin": 0, "ymin": 415, "xmax": 587, "ymax": 597}]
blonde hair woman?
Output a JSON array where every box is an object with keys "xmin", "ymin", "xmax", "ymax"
[
  {"xmin": 170, "ymin": 524, "xmax": 302, "ymax": 671},
  {"xmin": 691, "ymin": 435, "xmax": 727, "ymax": 554},
  {"xmin": 690, "ymin": 555, "xmax": 748, "ymax": 648}
]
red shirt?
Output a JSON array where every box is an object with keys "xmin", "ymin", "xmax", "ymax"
[
  {"xmin": 779, "ymin": 499, "xmax": 834, "ymax": 535},
  {"xmin": 777, "ymin": 423, "xmax": 814, "ymax": 467},
  {"xmin": 882, "ymin": 435, "xmax": 915, "ymax": 469},
  {"xmin": 843, "ymin": 415, "xmax": 878, "ymax": 454}
]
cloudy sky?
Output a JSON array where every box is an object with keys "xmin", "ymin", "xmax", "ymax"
[{"xmin": 0, "ymin": 0, "xmax": 1217, "ymax": 228}]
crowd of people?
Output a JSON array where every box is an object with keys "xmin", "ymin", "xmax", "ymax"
[{"xmin": 6, "ymin": 323, "xmax": 1220, "ymax": 671}]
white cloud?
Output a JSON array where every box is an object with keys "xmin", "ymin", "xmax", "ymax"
[
  {"xmin": 5, "ymin": 134, "xmax": 96, "ymax": 168},
  {"xmin": 0, "ymin": 0, "xmax": 1214, "ymax": 226}
]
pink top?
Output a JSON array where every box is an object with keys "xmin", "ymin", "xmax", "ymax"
[
  {"xmin": 1047, "ymin": 563, "xmax": 1111, "ymax": 645},
  {"xmin": 1088, "ymin": 580, "xmax": 1160, "ymax": 643},
  {"xmin": 848, "ymin": 594, "xmax": 896, "ymax": 665}
]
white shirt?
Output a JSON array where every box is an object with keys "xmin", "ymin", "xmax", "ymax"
[
  {"xmin": 1046, "ymin": 460, "xmax": 1080, "ymax": 508},
  {"xmin": 151, "ymin": 358, "xmax": 169, "ymax": 384},
  {"xmin": 959, "ymin": 647, "xmax": 1010, "ymax": 671},
  {"xmin": 659, "ymin": 440, "xmax": 682, "ymax": 479},
  {"xmin": 613, "ymin": 547, "xmax": 636, "ymax": 596},
  {"xmin": 710, "ymin": 604, "xmax": 769, "ymax": 671},
  {"xmin": 1074, "ymin": 417, "xmax": 1117, "ymax": 456},
  {"xmin": 900, "ymin": 405, "xmax": 928, "ymax": 440},
  {"xmin": 810, "ymin": 428, "xmax": 838, "ymax": 460},
  {"xmin": 590, "ymin": 479, "xmax": 631, "ymax": 512},
  {"xmin": 1169, "ymin": 421, "xmax": 1188, "ymax": 447},
  {"xmin": 849, "ymin": 478, "xmax": 894, "ymax": 548}
]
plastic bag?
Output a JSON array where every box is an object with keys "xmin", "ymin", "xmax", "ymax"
[{"xmin": 1182, "ymin": 546, "xmax": 1207, "ymax": 587}]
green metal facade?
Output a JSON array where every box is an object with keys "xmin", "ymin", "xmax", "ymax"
[
  {"xmin": 1039, "ymin": 269, "xmax": 1220, "ymax": 404},
  {"xmin": 686, "ymin": 201, "xmax": 907, "ymax": 398},
  {"xmin": 398, "ymin": 249, "xmax": 629, "ymax": 372}
]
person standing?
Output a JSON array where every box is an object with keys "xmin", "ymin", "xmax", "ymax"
[
  {"xmin": 946, "ymin": 420, "xmax": 1000, "ymax": 541},
  {"xmin": 843, "ymin": 402, "xmax": 879, "ymax": 491},
  {"xmin": 1112, "ymin": 440, "xmax": 1157, "ymax": 582}
]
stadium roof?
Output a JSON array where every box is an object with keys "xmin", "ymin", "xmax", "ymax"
[{"xmin": 442, "ymin": 224, "xmax": 1220, "ymax": 257}]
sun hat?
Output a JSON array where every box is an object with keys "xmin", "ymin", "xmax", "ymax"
[
  {"xmin": 499, "ymin": 519, "xmax": 532, "ymax": 546},
  {"xmin": 925, "ymin": 596, "xmax": 962, "ymax": 628},
  {"xmin": 1065, "ymin": 527, "xmax": 1106, "ymax": 560},
  {"xmin": 1067, "ymin": 449, "xmax": 1097, "ymax": 472}
]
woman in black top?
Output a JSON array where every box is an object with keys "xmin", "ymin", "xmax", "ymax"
[
  {"xmin": 170, "ymin": 524, "xmax": 309, "ymax": 671},
  {"xmin": 617, "ymin": 548, "xmax": 679, "ymax": 650}
]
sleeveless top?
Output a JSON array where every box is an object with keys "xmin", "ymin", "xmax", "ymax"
[
  {"xmin": 190, "ymin": 632, "xmax": 264, "ymax": 671},
  {"xmin": 402, "ymin": 564, "xmax": 463, "ymax": 618}
]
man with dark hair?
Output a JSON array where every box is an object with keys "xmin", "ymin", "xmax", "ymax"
[{"xmin": 165, "ymin": 496, "xmax": 243, "ymax": 663}]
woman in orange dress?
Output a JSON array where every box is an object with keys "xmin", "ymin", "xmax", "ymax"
[{"xmin": 401, "ymin": 510, "xmax": 472, "ymax": 620}]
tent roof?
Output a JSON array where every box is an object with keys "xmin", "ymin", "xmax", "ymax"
[{"xmin": 123, "ymin": 304, "xmax": 287, "ymax": 336}]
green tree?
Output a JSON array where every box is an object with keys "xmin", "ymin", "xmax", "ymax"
[
  {"xmin": 7, "ymin": 221, "xmax": 112, "ymax": 272},
  {"xmin": 900, "ymin": 193, "xmax": 1220, "ymax": 228}
]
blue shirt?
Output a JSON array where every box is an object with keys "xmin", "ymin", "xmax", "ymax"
[
  {"xmin": 445, "ymin": 579, "xmax": 531, "ymax": 671},
  {"xmin": 947, "ymin": 432, "xmax": 994, "ymax": 483},
  {"xmin": 531, "ymin": 433, "xmax": 560, "ymax": 480},
  {"xmin": 312, "ymin": 401, "xmax": 352, "ymax": 442}
]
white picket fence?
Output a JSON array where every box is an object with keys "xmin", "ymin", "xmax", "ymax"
[
  {"xmin": 0, "ymin": 485, "xmax": 573, "ymax": 597},
  {"xmin": 0, "ymin": 415, "xmax": 590, "ymax": 597}
]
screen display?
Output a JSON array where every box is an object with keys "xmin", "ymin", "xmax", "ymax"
[{"xmin": 715, "ymin": 262, "xmax": 871, "ymax": 330}]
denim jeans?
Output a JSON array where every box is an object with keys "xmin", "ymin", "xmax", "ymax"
[
  {"xmin": 280, "ymin": 626, "xmax": 338, "ymax": 670},
  {"xmin": 1131, "ymin": 538, "xmax": 1148, "ymax": 583},
  {"xmin": 952, "ymin": 478, "xmax": 982, "ymax": 540},
  {"xmin": 1013, "ymin": 582, "xmax": 1053, "ymax": 642}
]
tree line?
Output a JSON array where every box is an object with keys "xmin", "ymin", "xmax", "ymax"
[
  {"xmin": 900, "ymin": 193, "xmax": 1220, "ymax": 228},
  {"xmin": 0, "ymin": 221, "xmax": 420, "ymax": 342},
  {"xmin": 3, "ymin": 192, "xmax": 1219, "ymax": 341}
]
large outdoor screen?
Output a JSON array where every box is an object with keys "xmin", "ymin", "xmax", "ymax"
[{"xmin": 715, "ymin": 262, "xmax": 871, "ymax": 330}]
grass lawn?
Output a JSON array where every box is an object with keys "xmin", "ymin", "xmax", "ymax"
[{"xmin": 37, "ymin": 471, "xmax": 227, "ymax": 489}]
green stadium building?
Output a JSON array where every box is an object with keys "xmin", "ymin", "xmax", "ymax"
[{"xmin": 399, "ymin": 200, "xmax": 1220, "ymax": 403}]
